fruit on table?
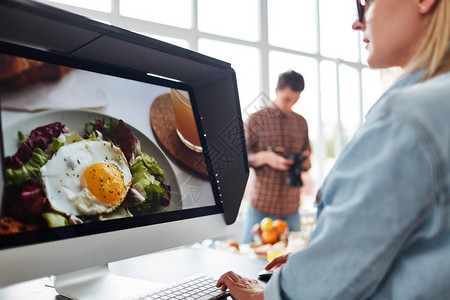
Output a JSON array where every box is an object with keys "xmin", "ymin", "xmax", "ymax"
[
  {"xmin": 261, "ymin": 229, "xmax": 278, "ymax": 244},
  {"xmin": 253, "ymin": 218, "xmax": 290, "ymax": 245},
  {"xmin": 272, "ymin": 219, "xmax": 288, "ymax": 236},
  {"xmin": 226, "ymin": 238, "xmax": 240, "ymax": 251},
  {"xmin": 260, "ymin": 217, "xmax": 273, "ymax": 231},
  {"xmin": 252, "ymin": 223, "xmax": 262, "ymax": 242}
]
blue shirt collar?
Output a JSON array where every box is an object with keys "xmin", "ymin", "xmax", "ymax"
[{"xmin": 365, "ymin": 68, "xmax": 425, "ymax": 118}]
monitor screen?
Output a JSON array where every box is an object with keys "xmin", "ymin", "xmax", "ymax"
[
  {"xmin": 0, "ymin": 4, "xmax": 247, "ymax": 294},
  {"xmin": 0, "ymin": 51, "xmax": 222, "ymax": 249}
]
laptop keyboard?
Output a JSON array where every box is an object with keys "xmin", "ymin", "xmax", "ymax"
[{"xmin": 131, "ymin": 274, "xmax": 230, "ymax": 300}]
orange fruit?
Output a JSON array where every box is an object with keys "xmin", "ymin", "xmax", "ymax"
[
  {"xmin": 272, "ymin": 219, "xmax": 288, "ymax": 236},
  {"xmin": 261, "ymin": 229, "xmax": 278, "ymax": 244}
]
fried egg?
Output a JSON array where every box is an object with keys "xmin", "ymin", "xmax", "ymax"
[{"xmin": 40, "ymin": 140, "xmax": 132, "ymax": 216}]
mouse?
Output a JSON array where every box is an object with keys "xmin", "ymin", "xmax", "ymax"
[{"xmin": 257, "ymin": 269, "xmax": 275, "ymax": 282}]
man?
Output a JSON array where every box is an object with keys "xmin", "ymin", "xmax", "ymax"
[{"xmin": 242, "ymin": 70, "xmax": 311, "ymax": 244}]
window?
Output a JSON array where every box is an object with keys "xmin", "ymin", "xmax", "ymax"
[
  {"xmin": 362, "ymin": 68, "xmax": 382, "ymax": 116},
  {"xmin": 339, "ymin": 64, "xmax": 362, "ymax": 142},
  {"xmin": 120, "ymin": 0, "xmax": 192, "ymax": 29},
  {"xmin": 44, "ymin": 0, "xmax": 111, "ymax": 12},
  {"xmin": 319, "ymin": 0, "xmax": 359, "ymax": 61},
  {"xmin": 198, "ymin": 0, "xmax": 259, "ymax": 42},
  {"xmin": 268, "ymin": 0, "xmax": 318, "ymax": 54},
  {"xmin": 37, "ymin": 0, "xmax": 384, "ymax": 193},
  {"xmin": 320, "ymin": 61, "xmax": 339, "ymax": 175}
]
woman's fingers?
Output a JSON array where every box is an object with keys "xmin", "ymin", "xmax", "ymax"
[
  {"xmin": 216, "ymin": 271, "xmax": 265, "ymax": 300},
  {"xmin": 227, "ymin": 271, "xmax": 242, "ymax": 282},
  {"xmin": 265, "ymin": 253, "xmax": 290, "ymax": 270},
  {"xmin": 265, "ymin": 256, "xmax": 282, "ymax": 270},
  {"xmin": 217, "ymin": 271, "xmax": 239, "ymax": 290}
]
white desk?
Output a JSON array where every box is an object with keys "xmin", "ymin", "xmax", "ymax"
[{"xmin": 0, "ymin": 247, "xmax": 268, "ymax": 300}]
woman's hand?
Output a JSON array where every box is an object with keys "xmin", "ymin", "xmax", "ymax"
[
  {"xmin": 265, "ymin": 252, "xmax": 290, "ymax": 270},
  {"xmin": 216, "ymin": 271, "xmax": 264, "ymax": 300}
]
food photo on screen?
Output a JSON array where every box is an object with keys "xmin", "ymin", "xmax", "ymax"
[
  {"xmin": 150, "ymin": 88, "xmax": 209, "ymax": 178},
  {"xmin": 0, "ymin": 53, "xmax": 217, "ymax": 236}
]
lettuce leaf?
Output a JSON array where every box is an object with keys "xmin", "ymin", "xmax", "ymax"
[
  {"xmin": 59, "ymin": 131, "xmax": 83, "ymax": 144},
  {"xmin": 3, "ymin": 178, "xmax": 48, "ymax": 220},
  {"xmin": 20, "ymin": 179, "xmax": 46, "ymax": 212},
  {"xmin": 124, "ymin": 186, "xmax": 146, "ymax": 205},
  {"xmin": 51, "ymin": 137, "xmax": 64, "ymax": 154},
  {"xmin": 127, "ymin": 199, "xmax": 154, "ymax": 216},
  {"xmin": 84, "ymin": 118, "xmax": 117, "ymax": 141},
  {"xmin": 113, "ymin": 120, "xmax": 141, "ymax": 162},
  {"xmin": 5, "ymin": 148, "xmax": 49, "ymax": 186},
  {"xmin": 84, "ymin": 118, "xmax": 140, "ymax": 163},
  {"xmin": 42, "ymin": 212, "xmax": 68, "ymax": 228},
  {"xmin": 99, "ymin": 207, "xmax": 133, "ymax": 220},
  {"xmin": 129, "ymin": 153, "xmax": 168, "ymax": 206},
  {"xmin": 160, "ymin": 184, "xmax": 171, "ymax": 207},
  {"xmin": 130, "ymin": 158, "xmax": 156, "ymax": 199},
  {"xmin": 5, "ymin": 122, "xmax": 67, "ymax": 169},
  {"xmin": 141, "ymin": 152, "xmax": 164, "ymax": 181},
  {"xmin": 50, "ymin": 131, "xmax": 84, "ymax": 154},
  {"xmin": 18, "ymin": 131, "xmax": 27, "ymax": 143}
]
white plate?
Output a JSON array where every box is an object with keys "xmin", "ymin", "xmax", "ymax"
[{"xmin": 2, "ymin": 109, "xmax": 182, "ymax": 212}]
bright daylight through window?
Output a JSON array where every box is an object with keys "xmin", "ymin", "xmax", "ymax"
[{"xmin": 38, "ymin": 0, "xmax": 384, "ymax": 203}]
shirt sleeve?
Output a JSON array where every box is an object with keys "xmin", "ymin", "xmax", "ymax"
[
  {"xmin": 301, "ymin": 119, "xmax": 311, "ymax": 171},
  {"xmin": 265, "ymin": 114, "xmax": 438, "ymax": 299},
  {"xmin": 245, "ymin": 114, "xmax": 264, "ymax": 169},
  {"xmin": 244, "ymin": 114, "xmax": 260, "ymax": 155},
  {"xmin": 301, "ymin": 119, "xmax": 311, "ymax": 153}
]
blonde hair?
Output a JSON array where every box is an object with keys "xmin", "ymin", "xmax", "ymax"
[{"xmin": 404, "ymin": 0, "xmax": 450, "ymax": 81}]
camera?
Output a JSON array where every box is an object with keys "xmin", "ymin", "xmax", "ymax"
[{"xmin": 284, "ymin": 153, "xmax": 305, "ymax": 187}]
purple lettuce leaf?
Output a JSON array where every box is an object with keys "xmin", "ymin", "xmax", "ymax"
[
  {"xmin": 4, "ymin": 122, "xmax": 68, "ymax": 169},
  {"xmin": 20, "ymin": 179, "xmax": 47, "ymax": 216},
  {"xmin": 113, "ymin": 120, "xmax": 141, "ymax": 162},
  {"xmin": 3, "ymin": 179, "xmax": 48, "ymax": 220},
  {"xmin": 124, "ymin": 185, "xmax": 146, "ymax": 205},
  {"xmin": 160, "ymin": 184, "xmax": 171, "ymax": 207}
]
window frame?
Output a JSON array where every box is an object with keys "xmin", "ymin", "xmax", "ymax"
[{"xmin": 37, "ymin": 0, "xmax": 380, "ymax": 186}]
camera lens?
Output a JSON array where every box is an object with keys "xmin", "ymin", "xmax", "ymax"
[{"xmin": 284, "ymin": 153, "xmax": 304, "ymax": 187}]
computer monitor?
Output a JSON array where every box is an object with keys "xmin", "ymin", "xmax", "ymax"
[{"xmin": 0, "ymin": 1, "xmax": 248, "ymax": 299}]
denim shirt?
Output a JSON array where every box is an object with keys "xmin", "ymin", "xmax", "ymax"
[{"xmin": 265, "ymin": 68, "xmax": 450, "ymax": 299}]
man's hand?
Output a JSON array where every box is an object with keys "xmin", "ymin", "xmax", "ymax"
[
  {"xmin": 301, "ymin": 150, "xmax": 311, "ymax": 171},
  {"xmin": 249, "ymin": 151, "xmax": 294, "ymax": 171},
  {"xmin": 216, "ymin": 271, "xmax": 264, "ymax": 300}
]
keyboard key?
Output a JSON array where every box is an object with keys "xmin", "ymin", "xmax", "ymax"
[{"xmin": 129, "ymin": 274, "xmax": 230, "ymax": 300}]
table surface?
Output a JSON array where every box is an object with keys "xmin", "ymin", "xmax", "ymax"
[{"xmin": 0, "ymin": 246, "xmax": 268, "ymax": 300}]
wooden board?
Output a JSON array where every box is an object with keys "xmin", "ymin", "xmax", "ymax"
[{"xmin": 150, "ymin": 93, "xmax": 208, "ymax": 177}]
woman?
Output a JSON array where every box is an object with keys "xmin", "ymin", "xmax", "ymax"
[{"xmin": 217, "ymin": 0, "xmax": 450, "ymax": 299}]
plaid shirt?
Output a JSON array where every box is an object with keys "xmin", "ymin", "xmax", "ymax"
[{"xmin": 245, "ymin": 104, "xmax": 310, "ymax": 215}]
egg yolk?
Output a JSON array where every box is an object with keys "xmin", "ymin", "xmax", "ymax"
[{"xmin": 82, "ymin": 163, "xmax": 125, "ymax": 205}]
